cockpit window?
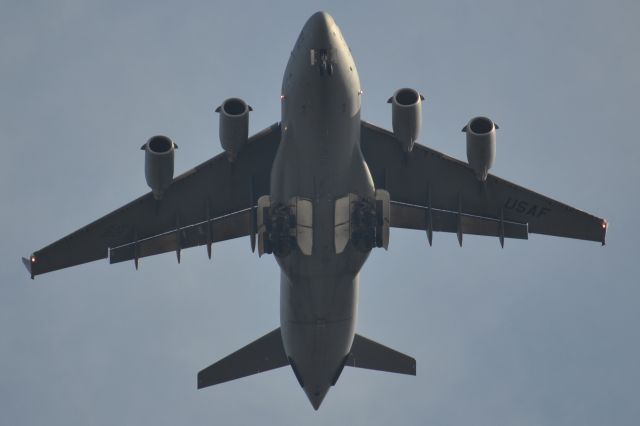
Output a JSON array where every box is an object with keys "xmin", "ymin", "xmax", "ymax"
[{"xmin": 310, "ymin": 48, "xmax": 336, "ymax": 76}]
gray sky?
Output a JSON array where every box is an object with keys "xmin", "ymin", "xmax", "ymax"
[{"xmin": 2, "ymin": 0, "xmax": 639, "ymax": 425}]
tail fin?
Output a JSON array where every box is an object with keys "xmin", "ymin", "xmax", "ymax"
[
  {"xmin": 344, "ymin": 334, "xmax": 416, "ymax": 376},
  {"xmin": 197, "ymin": 327, "xmax": 289, "ymax": 389}
]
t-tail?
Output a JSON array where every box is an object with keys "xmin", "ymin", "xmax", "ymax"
[{"xmin": 197, "ymin": 328, "xmax": 415, "ymax": 410}]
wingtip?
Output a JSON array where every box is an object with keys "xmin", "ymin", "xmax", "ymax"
[
  {"xmin": 196, "ymin": 373, "xmax": 205, "ymax": 390},
  {"xmin": 196, "ymin": 369, "xmax": 211, "ymax": 390},
  {"xmin": 21, "ymin": 256, "xmax": 31, "ymax": 272},
  {"xmin": 22, "ymin": 256, "xmax": 34, "ymax": 279}
]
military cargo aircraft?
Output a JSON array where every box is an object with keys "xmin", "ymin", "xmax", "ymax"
[{"xmin": 23, "ymin": 11, "xmax": 607, "ymax": 410}]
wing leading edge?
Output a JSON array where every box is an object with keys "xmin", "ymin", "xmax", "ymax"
[
  {"xmin": 23, "ymin": 123, "xmax": 281, "ymax": 278},
  {"xmin": 360, "ymin": 120, "xmax": 607, "ymax": 245}
]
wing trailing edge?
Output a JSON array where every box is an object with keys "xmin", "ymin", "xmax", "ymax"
[
  {"xmin": 390, "ymin": 201, "xmax": 528, "ymax": 247},
  {"xmin": 109, "ymin": 208, "xmax": 253, "ymax": 264}
]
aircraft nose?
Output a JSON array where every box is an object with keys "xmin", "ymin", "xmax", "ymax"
[
  {"xmin": 304, "ymin": 384, "xmax": 330, "ymax": 410},
  {"xmin": 302, "ymin": 11, "xmax": 335, "ymax": 46}
]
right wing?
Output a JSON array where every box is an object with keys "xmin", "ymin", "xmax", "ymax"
[
  {"xmin": 24, "ymin": 123, "xmax": 280, "ymax": 278},
  {"xmin": 198, "ymin": 328, "xmax": 289, "ymax": 389},
  {"xmin": 360, "ymin": 121, "xmax": 607, "ymax": 245}
]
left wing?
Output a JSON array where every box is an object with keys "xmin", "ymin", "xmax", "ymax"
[
  {"xmin": 23, "ymin": 123, "xmax": 280, "ymax": 278},
  {"xmin": 360, "ymin": 121, "xmax": 606, "ymax": 245}
]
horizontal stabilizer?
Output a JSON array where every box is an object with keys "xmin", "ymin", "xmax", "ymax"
[
  {"xmin": 197, "ymin": 327, "xmax": 289, "ymax": 389},
  {"xmin": 345, "ymin": 334, "xmax": 416, "ymax": 376}
]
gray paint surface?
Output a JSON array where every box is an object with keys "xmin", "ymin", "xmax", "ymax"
[
  {"xmin": 275, "ymin": 12, "xmax": 371, "ymax": 409},
  {"xmin": 2, "ymin": 1, "xmax": 639, "ymax": 425}
]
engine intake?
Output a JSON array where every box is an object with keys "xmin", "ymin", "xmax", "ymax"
[
  {"xmin": 463, "ymin": 116, "xmax": 498, "ymax": 181},
  {"xmin": 388, "ymin": 88, "xmax": 424, "ymax": 152},
  {"xmin": 142, "ymin": 135, "xmax": 177, "ymax": 200},
  {"xmin": 216, "ymin": 98, "xmax": 252, "ymax": 161}
]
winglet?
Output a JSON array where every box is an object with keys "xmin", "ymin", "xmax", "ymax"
[{"xmin": 22, "ymin": 256, "xmax": 34, "ymax": 279}]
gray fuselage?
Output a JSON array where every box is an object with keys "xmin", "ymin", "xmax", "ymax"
[{"xmin": 270, "ymin": 12, "xmax": 374, "ymax": 408}]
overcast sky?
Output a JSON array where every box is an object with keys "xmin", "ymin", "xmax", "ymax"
[{"xmin": 1, "ymin": 1, "xmax": 639, "ymax": 425}]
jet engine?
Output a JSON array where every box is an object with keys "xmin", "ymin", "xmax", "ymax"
[
  {"xmin": 463, "ymin": 116, "xmax": 498, "ymax": 181},
  {"xmin": 388, "ymin": 88, "xmax": 424, "ymax": 152},
  {"xmin": 216, "ymin": 98, "xmax": 252, "ymax": 161},
  {"xmin": 141, "ymin": 135, "xmax": 177, "ymax": 200}
]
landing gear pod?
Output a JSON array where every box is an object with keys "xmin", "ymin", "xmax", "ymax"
[
  {"xmin": 141, "ymin": 135, "xmax": 177, "ymax": 200},
  {"xmin": 216, "ymin": 98, "xmax": 252, "ymax": 161},
  {"xmin": 334, "ymin": 191, "xmax": 390, "ymax": 254},
  {"xmin": 388, "ymin": 88, "xmax": 424, "ymax": 152},
  {"xmin": 256, "ymin": 195, "xmax": 313, "ymax": 257},
  {"xmin": 463, "ymin": 116, "xmax": 498, "ymax": 181}
]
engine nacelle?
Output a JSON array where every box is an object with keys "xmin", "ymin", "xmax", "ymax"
[
  {"xmin": 463, "ymin": 116, "xmax": 498, "ymax": 181},
  {"xmin": 141, "ymin": 135, "xmax": 177, "ymax": 200},
  {"xmin": 216, "ymin": 98, "xmax": 252, "ymax": 161},
  {"xmin": 388, "ymin": 88, "xmax": 424, "ymax": 152}
]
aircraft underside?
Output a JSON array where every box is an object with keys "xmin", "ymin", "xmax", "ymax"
[{"xmin": 23, "ymin": 11, "xmax": 606, "ymax": 411}]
